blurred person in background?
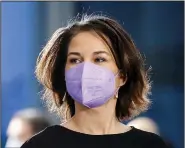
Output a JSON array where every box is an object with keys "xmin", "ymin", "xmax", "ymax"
[
  {"xmin": 127, "ymin": 117, "xmax": 160, "ymax": 135},
  {"xmin": 5, "ymin": 108, "xmax": 51, "ymax": 148},
  {"xmin": 127, "ymin": 117, "xmax": 175, "ymax": 148},
  {"xmin": 21, "ymin": 14, "xmax": 169, "ymax": 148}
]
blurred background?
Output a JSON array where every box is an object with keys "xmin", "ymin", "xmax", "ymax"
[{"xmin": 1, "ymin": 1, "xmax": 184, "ymax": 148}]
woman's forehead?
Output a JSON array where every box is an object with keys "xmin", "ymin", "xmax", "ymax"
[{"xmin": 68, "ymin": 31, "xmax": 114, "ymax": 57}]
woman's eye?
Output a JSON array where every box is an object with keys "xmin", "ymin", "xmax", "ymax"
[
  {"xmin": 95, "ymin": 57, "xmax": 106, "ymax": 63},
  {"xmin": 69, "ymin": 58, "xmax": 81, "ymax": 64}
]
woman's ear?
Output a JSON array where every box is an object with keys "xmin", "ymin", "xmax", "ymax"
[
  {"xmin": 119, "ymin": 73, "xmax": 127, "ymax": 87},
  {"xmin": 115, "ymin": 73, "xmax": 127, "ymax": 99}
]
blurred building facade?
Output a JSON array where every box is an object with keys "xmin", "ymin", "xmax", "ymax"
[{"xmin": 2, "ymin": 2, "xmax": 184, "ymax": 148}]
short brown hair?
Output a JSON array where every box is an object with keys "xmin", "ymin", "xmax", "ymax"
[{"xmin": 35, "ymin": 14, "xmax": 151, "ymax": 121}]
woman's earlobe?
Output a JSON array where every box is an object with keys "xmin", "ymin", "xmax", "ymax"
[{"xmin": 119, "ymin": 73, "xmax": 127, "ymax": 87}]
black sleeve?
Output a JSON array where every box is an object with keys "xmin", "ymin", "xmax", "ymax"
[
  {"xmin": 148, "ymin": 134, "xmax": 171, "ymax": 148},
  {"xmin": 20, "ymin": 137, "xmax": 41, "ymax": 148},
  {"xmin": 20, "ymin": 140, "xmax": 35, "ymax": 148},
  {"xmin": 20, "ymin": 142, "xmax": 33, "ymax": 148},
  {"xmin": 20, "ymin": 126, "xmax": 55, "ymax": 148}
]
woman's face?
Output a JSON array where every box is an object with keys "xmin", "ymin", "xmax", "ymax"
[{"xmin": 65, "ymin": 31, "xmax": 124, "ymax": 98}]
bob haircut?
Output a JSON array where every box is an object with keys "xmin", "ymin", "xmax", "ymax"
[{"xmin": 35, "ymin": 14, "xmax": 151, "ymax": 121}]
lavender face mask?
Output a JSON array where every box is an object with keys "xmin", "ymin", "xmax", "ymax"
[{"xmin": 65, "ymin": 62, "xmax": 119, "ymax": 108}]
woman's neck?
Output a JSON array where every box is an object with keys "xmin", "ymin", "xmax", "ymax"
[
  {"xmin": 72, "ymin": 109, "xmax": 119, "ymax": 135},
  {"xmin": 63, "ymin": 101, "xmax": 130, "ymax": 135}
]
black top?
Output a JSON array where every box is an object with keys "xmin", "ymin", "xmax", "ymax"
[{"xmin": 21, "ymin": 125, "xmax": 169, "ymax": 148}]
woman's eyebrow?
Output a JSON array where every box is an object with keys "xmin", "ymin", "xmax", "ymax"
[
  {"xmin": 93, "ymin": 51, "xmax": 111, "ymax": 56},
  {"xmin": 67, "ymin": 52, "xmax": 81, "ymax": 57}
]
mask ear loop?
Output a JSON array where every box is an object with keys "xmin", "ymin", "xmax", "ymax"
[
  {"xmin": 115, "ymin": 71, "xmax": 120, "ymax": 99},
  {"xmin": 62, "ymin": 92, "xmax": 66, "ymax": 102}
]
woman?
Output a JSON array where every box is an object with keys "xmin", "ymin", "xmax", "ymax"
[{"xmin": 21, "ymin": 14, "xmax": 168, "ymax": 148}]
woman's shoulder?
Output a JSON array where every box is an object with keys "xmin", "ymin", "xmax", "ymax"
[
  {"xmin": 131, "ymin": 127, "xmax": 169, "ymax": 147},
  {"xmin": 21, "ymin": 125, "xmax": 65, "ymax": 148}
]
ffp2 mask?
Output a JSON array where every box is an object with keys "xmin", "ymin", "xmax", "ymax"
[{"xmin": 65, "ymin": 62, "xmax": 119, "ymax": 108}]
